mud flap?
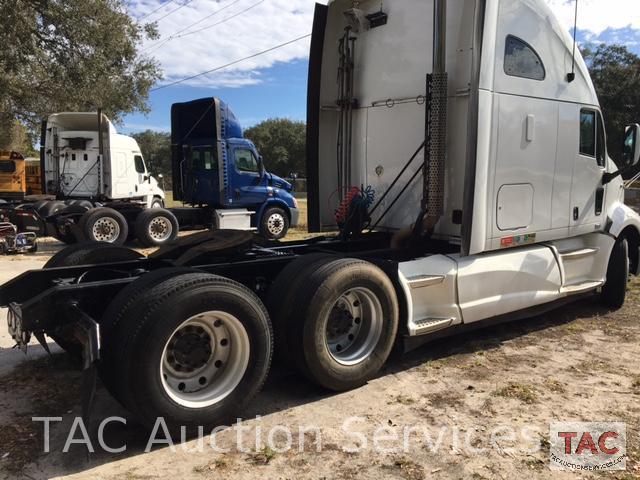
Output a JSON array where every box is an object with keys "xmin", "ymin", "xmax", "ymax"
[{"xmin": 64, "ymin": 302, "xmax": 101, "ymax": 425}]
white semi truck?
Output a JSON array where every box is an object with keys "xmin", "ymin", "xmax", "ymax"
[
  {"xmin": 2, "ymin": 0, "xmax": 640, "ymax": 434},
  {"xmin": 41, "ymin": 112, "xmax": 166, "ymax": 209}
]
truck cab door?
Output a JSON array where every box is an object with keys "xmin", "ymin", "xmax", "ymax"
[
  {"xmin": 134, "ymin": 154, "xmax": 151, "ymax": 197},
  {"xmin": 230, "ymin": 146, "xmax": 268, "ymax": 207},
  {"xmin": 569, "ymin": 109, "xmax": 607, "ymax": 236},
  {"xmin": 183, "ymin": 145, "xmax": 219, "ymax": 205}
]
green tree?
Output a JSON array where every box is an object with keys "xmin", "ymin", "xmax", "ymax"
[
  {"xmin": 132, "ymin": 130, "xmax": 172, "ymax": 189},
  {"xmin": 582, "ymin": 44, "xmax": 640, "ymax": 165},
  {"xmin": 0, "ymin": 0, "xmax": 162, "ymax": 145},
  {"xmin": 0, "ymin": 120, "xmax": 38, "ymax": 156},
  {"xmin": 244, "ymin": 118, "xmax": 306, "ymax": 178}
]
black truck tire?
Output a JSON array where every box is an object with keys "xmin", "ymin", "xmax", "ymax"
[
  {"xmin": 601, "ymin": 237, "xmax": 629, "ymax": 309},
  {"xmin": 267, "ymin": 253, "xmax": 338, "ymax": 363},
  {"xmin": 53, "ymin": 227, "xmax": 77, "ymax": 245},
  {"xmin": 44, "ymin": 241, "xmax": 143, "ymax": 268},
  {"xmin": 78, "ymin": 207, "xmax": 129, "ymax": 245},
  {"xmin": 99, "ymin": 267, "xmax": 198, "ymax": 394},
  {"xmin": 287, "ymin": 258, "xmax": 399, "ymax": 391},
  {"xmin": 260, "ymin": 207, "xmax": 289, "ymax": 240},
  {"xmin": 103, "ymin": 272, "xmax": 273, "ymax": 434},
  {"xmin": 134, "ymin": 208, "xmax": 179, "ymax": 247},
  {"xmin": 43, "ymin": 243, "xmax": 144, "ymax": 358},
  {"xmin": 37, "ymin": 200, "xmax": 66, "ymax": 219},
  {"xmin": 151, "ymin": 197, "xmax": 164, "ymax": 209}
]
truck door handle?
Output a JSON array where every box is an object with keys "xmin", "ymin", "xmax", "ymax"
[{"xmin": 573, "ymin": 207, "xmax": 579, "ymax": 221}]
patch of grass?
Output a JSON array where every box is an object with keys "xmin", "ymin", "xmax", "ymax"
[
  {"xmin": 543, "ymin": 378, "xmax": 566, "ymax": 394},
  {"xmin": 492, "ymin": 382, "xmax": 538, "ymax": 404},
  {"xmin": 425, "ymin": 391, "xmax": 463, "ymax": 408},
  {"xmin": 383, "ymin": 456, "xmax": 424, "ymax": 480},
  {"xmin": 122, "ymin": 471, "xmax": 157, "ymax": 480},
  {"xmin": 389, "ymin": 395, "xmax": 416, "ymax": 405},
  {"xmin": 250, "ymin": 446, "xmax": 277, "ymax": 465},
  {"xmin": 576, "ymin": 359, "xmax": 621, "ymax": 375},
  {"xmin": 193, "ymin": 458, "xmax": 229, "ymax": 474},
  {"xmin": 539, "ymin": 436, "xmax": 551, "ymax": 450},
  {"xmin": 523, "ymin": 457, "xmax": 545, "ymax": 470},
  {"xmin": 632, "ymin": 376, "xmax": 640, "ymax": 394}
]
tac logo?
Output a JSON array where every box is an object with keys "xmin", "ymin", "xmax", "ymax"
[{"xmin": 549, "ymin": 422, "xmax": 627, "ymax": 471}]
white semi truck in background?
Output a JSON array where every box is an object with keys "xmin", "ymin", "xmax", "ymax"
[
  {"xmin": 2, "ymin": 0, "xmax": 640, "ymax": 435},
  {"xmin": 41, "ymin": 112, "xmax": 166, "ymax": 209},
  {"xmin": 0, "ymin": 112, "xmax": 175, "ymax": 246}
]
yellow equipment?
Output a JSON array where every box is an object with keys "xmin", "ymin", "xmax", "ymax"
[{"xmin": 0, "ymin": 151, "xmax": 41, "ymax": 200}]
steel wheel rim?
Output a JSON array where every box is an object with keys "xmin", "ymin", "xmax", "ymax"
[
  {"xmin": 148, "ymin": 216, "xmax": 173, "ymax": 242},
  {"xmin": 160, "ymin": 311, "xmax": 250, "ymax": 408},
  {"xmin": 267, "ymin": 213, "xmax": 285, "ymax": 236},
  {"xmin": 92, "ymin": 217, "xmax": 120, "ymax": 243},
  {"xmin": 324, "ymin": 287, "xmax": 383, "ymax": 366}
]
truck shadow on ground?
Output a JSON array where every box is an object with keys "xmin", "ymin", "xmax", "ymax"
[{"xmin": 3, "ymin": 297, "xmax": 610, "ymax": 478}]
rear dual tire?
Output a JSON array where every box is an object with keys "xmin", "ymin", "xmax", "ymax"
[
  {"xmin": 78, "ymin": 208, "xmax": 129, "ymax": 245},
  {"xmin": 269, "ymin": 257, "xmax": 399, "ymax": 391},
  {"xmin": 134, "ymin": 208, "xmax": 179, "ymax": 247},
  {"xmin": 101, "ymin": 272, "xmax": 273, "ymax": 435}
]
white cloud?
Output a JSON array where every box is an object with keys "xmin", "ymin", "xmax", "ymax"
[
  {"xmin": 544, "ymin": 0, "xmax": 640, "ymax": 35},
  {"xmin": 130, "ymin": 0, "xmax": 324, "ymax": 88},
  {"xmin": 130, "ymin": 0, "xmax": 637, "ymax": 89}
]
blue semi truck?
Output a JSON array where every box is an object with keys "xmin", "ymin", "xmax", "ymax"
[{"xmin": 170, "ymin": 97, "xmax": 300, "ymax": 240}]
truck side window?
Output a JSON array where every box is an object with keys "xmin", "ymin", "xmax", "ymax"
[
  {"xmin": 580, "ymin": 110, "xmax": 596, "ymax": 157},
  {"xmin": 203, "ymin": 150, "xmax": 217, "ymax": 170},
  {"xmin": 235, "ymin": 149, "xmax": 259, "ymax": 174},
  {"xmin": 134, "ymin": 155, "xmax": 146, "ymax": 174},
  {"xmin": 504, "ymin": 35, "xmax": 545, "ymax": 81},
  {"xmin": 190, "ymin": 149, "xmax": 201, "ymax": 169},
  {"xmin": 0, "ymin": 160, "xmax": 16, "ymax": 173},
  {"xmin": 596, "ymin": 112, "xmax": 606, "ymax": 167}
]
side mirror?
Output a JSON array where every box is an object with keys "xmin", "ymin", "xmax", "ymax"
[{"xmin": 623, "ymin": 124, "xmax": 640, "ymax": 168}]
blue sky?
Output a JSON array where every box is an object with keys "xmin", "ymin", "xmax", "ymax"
[
  {"xmin": 121, "ymin": 0, "xmax": 640, "ymax": 134},
  {"xmin": 121, "ymin": 59, "xmax": 310, "ymax": 133}
]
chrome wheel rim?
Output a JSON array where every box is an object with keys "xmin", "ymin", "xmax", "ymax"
[
  {"xmin": 324, "ymin": 287, "xmax": 383, "ymax": 366},
  {"xmin": 91, "ymin": 217, "xmax": 120, "ymax": 243},
  {"xmin": 161, "ymin": 311, "xmax": 250, "ymax": 408},
  {"xmin": 148, "ymin": 216, "xmax": 173, "ymax": 242},
  {"xmin": 267, "ymin": 213, "xmax": 285, "ymax": 236}
]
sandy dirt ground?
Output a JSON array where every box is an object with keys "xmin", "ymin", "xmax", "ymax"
[{"xmin": 0, "ymin": 229, "xmax": 638, "ymax": 479}]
